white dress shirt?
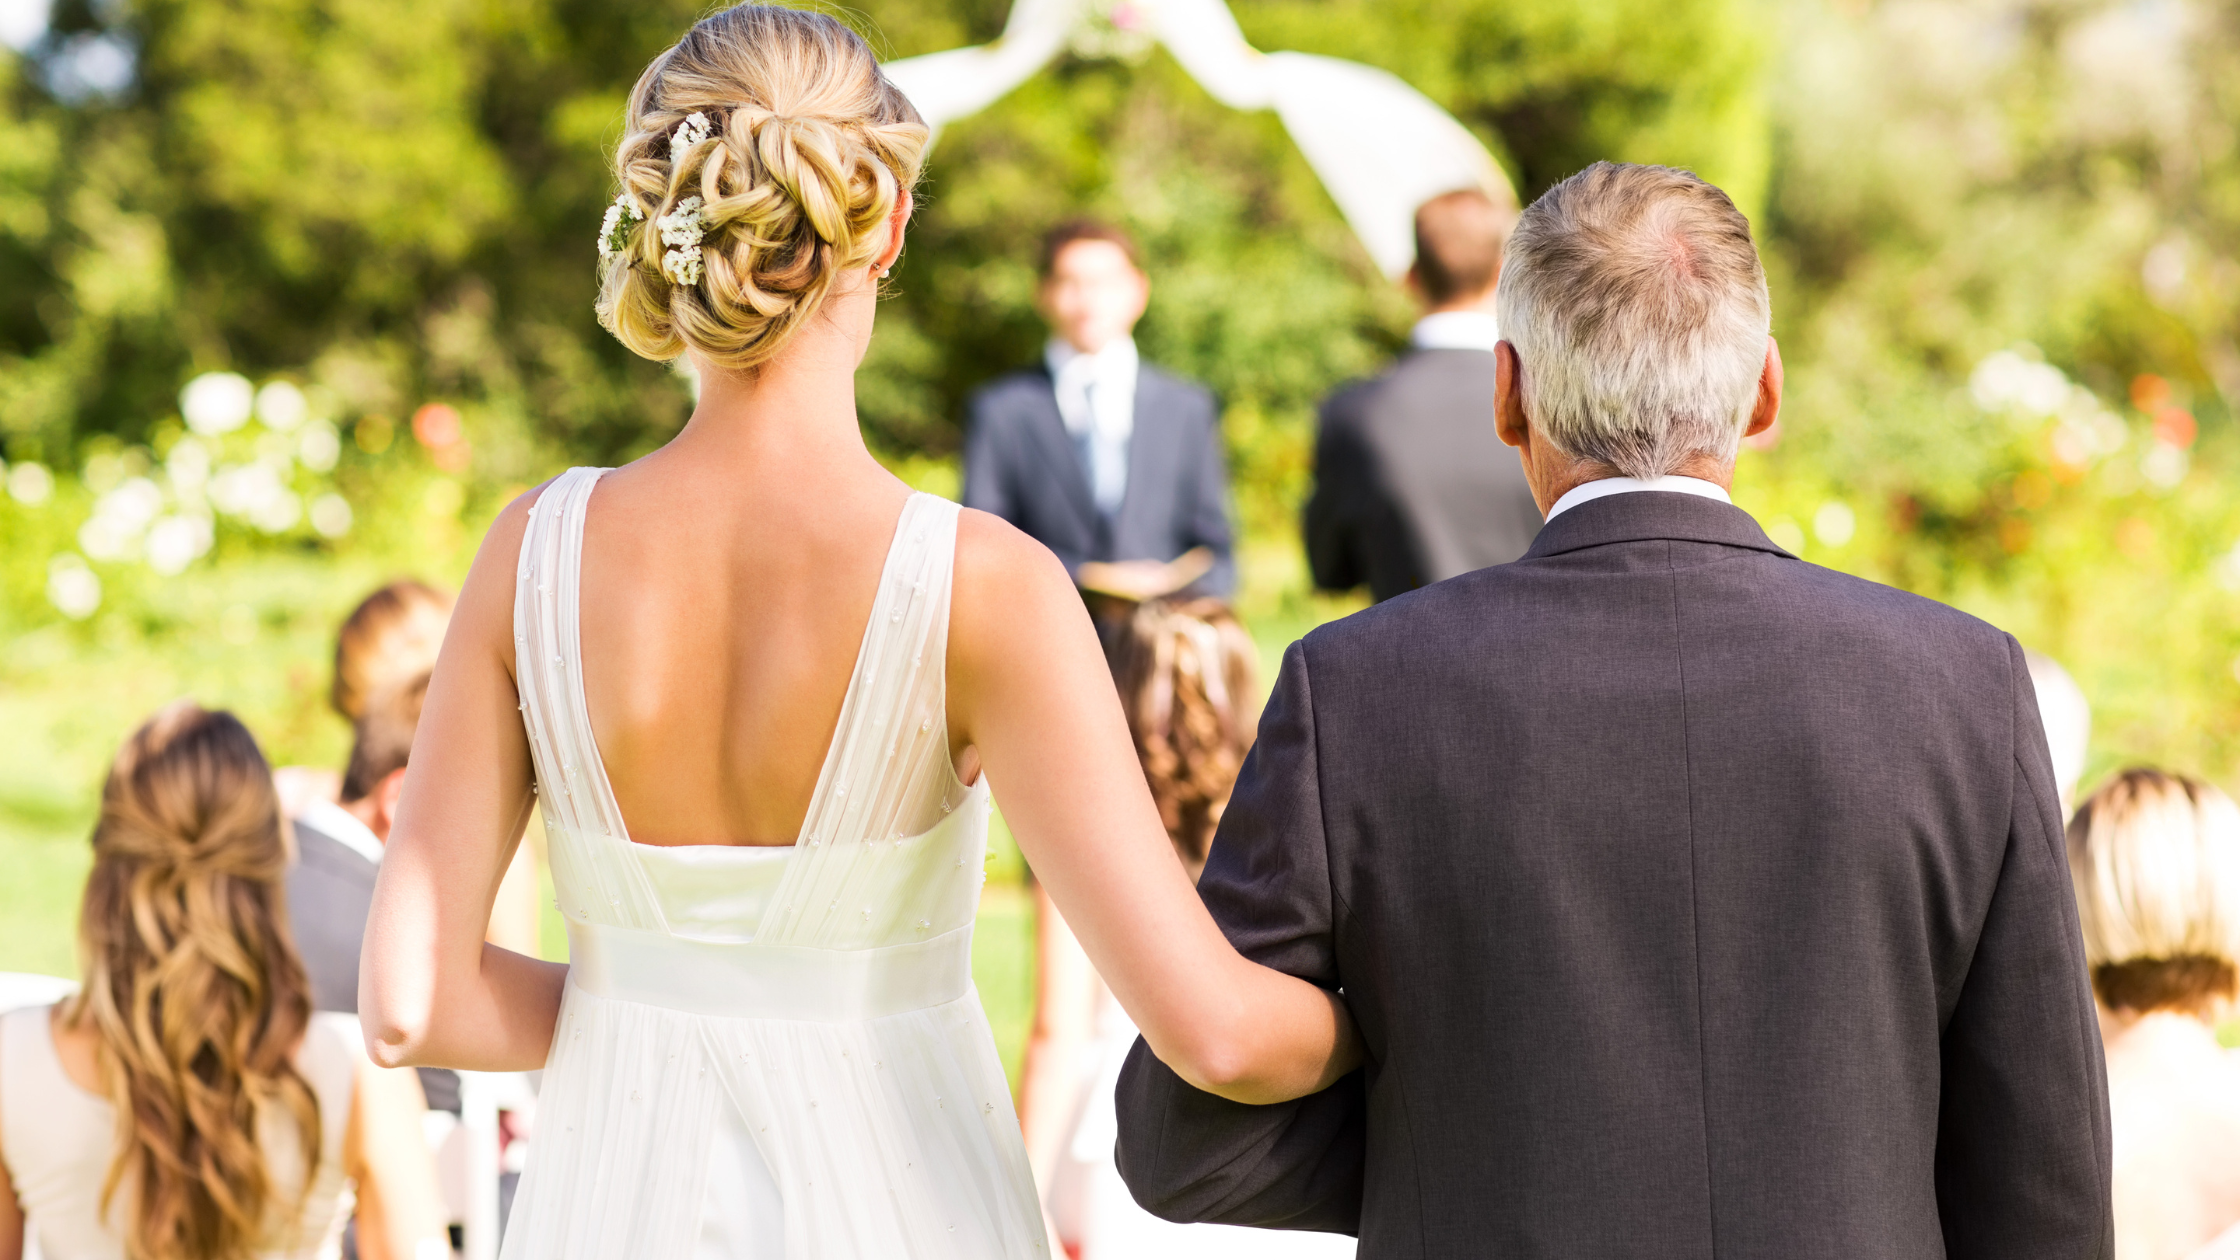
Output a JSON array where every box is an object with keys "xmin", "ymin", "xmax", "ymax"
[
  {"xmin": 1046, "ymin": 336, "xmax": 1139, "ymax": 517},
  {"xmin": 1544, "ymin": 475, "xmax": 1733, "ymax": 521},
  {"xmin": 1409, "ymin": 310, "xmax": 1502, "ymax": 352},
  {"xmin": 297, "ymin": 796, "xmax": 384, "ymax": 864}
]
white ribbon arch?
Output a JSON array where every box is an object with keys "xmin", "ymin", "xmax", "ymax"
[{"xmin": 883, "ymin": 0, "xmax": 1514, "ymax": 278}]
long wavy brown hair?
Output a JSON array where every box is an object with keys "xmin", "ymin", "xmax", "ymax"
[
  {"xmin": 1111, "ymin": 599, "xmax": 1262, "ymax": 878},
  {"xmin": 59, "ymin": 702, "xmax": 321, "ymax": 1260}
]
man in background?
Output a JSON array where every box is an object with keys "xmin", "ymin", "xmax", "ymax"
[
  {"xmin": 964, "ymin": 220, "xmax": 1235, "ymax": 612},
  {"xmin": 1305, "ymin": 187, "xmax": 1543, "ymax": 602}
]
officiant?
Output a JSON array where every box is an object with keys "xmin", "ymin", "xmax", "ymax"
[{"xmin": 963, "ymin": 220, "xmax": 1236, "ymax": 626}]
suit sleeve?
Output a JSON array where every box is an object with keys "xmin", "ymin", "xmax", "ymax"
[
  {"xmin": 960, "ymin": 389, "xmax": 1012, "ymax": 523},
  {"xmin": 1302, "ymin": 397, "xmax": 1368, "ymax": 594},
  {"xmin": 1184, "ymin": 391, "xmax": 1238, "ymax": 597},
  {"xmin": 1114, "ymin": 640, "xmax": 1365, "ymax": 1234},
  {"xmin": 1934, "ymin": 636, "xmax": 2113, "ymax": 1260}
]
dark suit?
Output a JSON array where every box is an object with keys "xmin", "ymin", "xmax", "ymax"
[
  {"xmin": 963, "ymin": 364, "xmax": 1235, "ymax": 596},
  {"xmin": 287, "ymin": 816, "xmax": 461, "ymax": 1114},
  {"xmin": 1306, "ymin": 348, "xmax": 1543, "ymax": 603},
  {"xmin": 1117, "ymin": 492, "xmax": 2112, "ymax": 1259}
]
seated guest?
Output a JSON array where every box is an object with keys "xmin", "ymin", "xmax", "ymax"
[
  {"xmin": 1305, "ymin": 188, "xmax": 1543, "ymax": 602},
  {"xmin": 0, "ymin": 702, "xmax": 443, "ymax": 1260},
  {"xmin": 275, "ymin": 581, "xmax": 452, "ymax": 820},
  {"xmin": 2068, "ymin": 768, "xmax": 2240, "ymax": 1260},
  {"xmin": 964, "ymin": 220, "xmax": 1236, "ymax": 613},
  {"xmin": 291, "ymin": 674, "xmax": 432, "ymax": 1016}
]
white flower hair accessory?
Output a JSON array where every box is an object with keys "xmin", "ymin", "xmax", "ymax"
[
  {"xmin": 670, "ymin": 111, "xmax": 714, "ymax": 161},
  {"xmin": 657, "ymin": 195, "xmax": 709, "ymax": 286},
  {"xmin": 597, "ymin": 193, "xmax": 644, "ymax": 262}
]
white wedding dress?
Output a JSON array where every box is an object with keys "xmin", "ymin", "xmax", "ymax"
[{"xmin": 498, "ymin": 468, "xmax": 1047, "ymax": 1259}]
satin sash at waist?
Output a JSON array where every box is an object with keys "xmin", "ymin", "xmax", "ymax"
[{"xmin": 566, "ymin": 921, "xmax": 973, "ymax": 1022}]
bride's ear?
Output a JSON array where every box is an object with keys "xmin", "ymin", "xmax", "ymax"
[{"xmin": 873, "ymin": 189, "xmax": 913, "ymax": 277}]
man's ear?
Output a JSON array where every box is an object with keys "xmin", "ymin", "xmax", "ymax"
[
  {"xmin": 1745, "ymin": 335, "xmax": 1783, "ymax": 439},
  {"xmin": 370, "ymin": 766, "xmax": 410, "ymax": 842},
  {"xmin": 1495, "ymin": 340, "xmax": 1530, "ymax": 452}
]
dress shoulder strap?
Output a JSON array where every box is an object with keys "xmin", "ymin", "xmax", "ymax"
[{"xmin": 513, "ymin": 468, "xmax": 668, "ymax": 931}]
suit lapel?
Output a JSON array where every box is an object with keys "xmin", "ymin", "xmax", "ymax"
[{"xmin": 1023, "ymin": 369, "xmax": 1099, "ymax": 536}]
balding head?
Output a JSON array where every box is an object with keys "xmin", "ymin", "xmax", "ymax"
[
  {"xmin": 1495, "ymin": 163, "xmax": 1771, "ymax": 479},
  {"xmin": 1412, "ymin": 188, "xmax": 1513, "ymax": 307}
]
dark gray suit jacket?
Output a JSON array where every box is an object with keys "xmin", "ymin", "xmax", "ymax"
[
  {"xmin": 963, "ymin": 364, "xmax": 1236, "ymax": 596},
  {"xmin": 1305, "ymin": 349, "xmax": 1543, "ymax": 603},
  {"xmin": 1117, "ymin": 492, "xmax": 2112, "ymax": 1259}
]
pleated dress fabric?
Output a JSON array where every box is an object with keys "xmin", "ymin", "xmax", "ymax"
[{"xmin": 499, "ymin": 468, "xmax": 1046, "ymax": 1260}]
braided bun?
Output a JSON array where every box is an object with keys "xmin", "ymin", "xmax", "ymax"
[{"xmin": 598, "ymin": 5, "xmax": 928, "ymax": 373}]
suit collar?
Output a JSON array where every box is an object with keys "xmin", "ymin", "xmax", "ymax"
[{"xmin": 1522, "ymin": 491, "xmax": 1794, "ymax": 561}]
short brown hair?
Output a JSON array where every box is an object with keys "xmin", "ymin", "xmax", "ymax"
[
  {"xmin": 1412, "ymin": 188, "xmax": 1512, "ymax": 304},
  {"xmin": 1039, "ymin": 218, "xmax": 1141, "ymax": 278},
  {"xmin": 332, "ymin": 579, "xmax": 451, "ymax": 721},
  {"xmin": 341, "ymin": 671, "xmax": 431, "ymax": 802}
]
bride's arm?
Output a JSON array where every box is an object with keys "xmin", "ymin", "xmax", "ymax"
[
  {"xmin": 948, "ymin": 512, "xmax": 1360, "ymax": 1105},
  {"xmin": 360, "ymin": 492, "xmax": 570, "ymax": 1071}
]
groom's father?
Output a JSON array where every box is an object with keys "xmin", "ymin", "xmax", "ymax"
[{"xmin": 1116, "ymin": 163, "xmax": 2111, "ymax": 1258}]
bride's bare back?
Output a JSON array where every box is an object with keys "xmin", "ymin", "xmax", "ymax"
[{"xmin": 575, "ymin": 455, "xmax": 917, "ymax": 847}]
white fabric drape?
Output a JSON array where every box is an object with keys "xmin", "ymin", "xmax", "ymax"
[{"xmin": 882, "ymin": 0, "xmax": 1513, "ymax": 278}]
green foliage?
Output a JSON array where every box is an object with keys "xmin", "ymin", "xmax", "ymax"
[{"xmin": 1745, "ymin": 0, "xmax": 2240, "ymax": 786}]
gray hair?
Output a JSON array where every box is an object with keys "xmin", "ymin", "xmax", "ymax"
[{"xmin": 1495, "ymin": 163, "xmax": 1771, "ymax": 479}]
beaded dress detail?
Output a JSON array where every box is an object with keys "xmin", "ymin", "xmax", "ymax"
[{"xmin": 499, "ymin": 467, "xmax": 1044, "ymax": 1259}]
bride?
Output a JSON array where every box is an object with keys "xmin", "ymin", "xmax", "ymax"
[{"xmin": 358, "ymin": 5, "xmax": 1358, "ymax": 1257}]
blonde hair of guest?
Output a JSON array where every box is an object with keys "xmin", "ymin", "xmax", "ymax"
[
  {"xmin": 597, "ymin": 3, "xmax": 928, "ymax": 372},
  {"xmin": 1110, "ymin": 598, "xmax": 1261, "ymax": 878},
  {"xmin": 60, "ymin": 702, "xmax": 323, "ymax": 1260},
  {"xmin": 2067, "ymin": 767, "xmax": 2240, "ymax": 1016}
]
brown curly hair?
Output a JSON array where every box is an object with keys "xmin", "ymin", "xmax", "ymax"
[
  {"xmin": 1111, "ymin": 599, "xmax": 1262, "ymax": 877},
  {"xmin": 61, "ymin": 702, "xmax": 322, "ymax": 1260},
  {"xmin": 597, "ymin": 5, "xmax": 929, "ymax": 372}
]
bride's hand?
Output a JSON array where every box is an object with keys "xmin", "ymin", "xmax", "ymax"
[{"xmin": 946, "ymin": 513, "xmax": 1360, "ymax": 1104}]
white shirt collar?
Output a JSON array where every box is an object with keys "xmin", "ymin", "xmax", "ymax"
[
  {"xmin": 1044, "ymin": 336, "xmax": 1140, "ymax": 436},
  {"xmin": 1409, "ymin": 310, "xmax": 1502, "ymax": 353},
  {"xmin": 296, "ymin": 797, "xmax": 385, "ymax": 865},
  {"xmin": 1544, "ymin": 475, "xmax": 1733, "ymax": 522}
]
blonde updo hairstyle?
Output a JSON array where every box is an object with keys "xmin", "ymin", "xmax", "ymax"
[{"xmin": 598, "ymin": 4, "xmax": 929, "ymax": 372}]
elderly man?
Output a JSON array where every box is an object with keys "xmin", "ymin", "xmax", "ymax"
[{"xmin": 1116, "ymin": 163, "xmax": 2112, "ymax": 1258}]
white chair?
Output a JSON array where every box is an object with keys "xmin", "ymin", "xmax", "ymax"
[
  {"xmin": 1, "ymin": 974, "xmax": 75, "ymax": 1260},
  {"xmin": 0, "ymin": 973, "xmax": 76, "ymax": 1013}
]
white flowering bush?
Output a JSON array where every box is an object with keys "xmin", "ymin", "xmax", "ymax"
[{"xmin": 0, "ymin": 369, "xmax": 507, "ymax": 627}]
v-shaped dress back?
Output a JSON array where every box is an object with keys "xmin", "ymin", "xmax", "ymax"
[{"xmin": 499, "ymin": 467, "xmax": 1045, "ymax": 1259}]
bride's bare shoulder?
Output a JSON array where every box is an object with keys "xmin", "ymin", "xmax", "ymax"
[{"xmin": 948, "ymin": 507, "xmax": 1096, "ymax": 669}]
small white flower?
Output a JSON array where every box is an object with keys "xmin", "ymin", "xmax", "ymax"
[
  {"xmin": 670, "ymin": 111, "xmax": 713, "ymax": 160},
  {"xmin": 598, "ymin": 193, "xmax": 644, "ymax": 262},
  {"xmin": 657, "ymin": 195, "xmax": 709, "ymax": 286}
]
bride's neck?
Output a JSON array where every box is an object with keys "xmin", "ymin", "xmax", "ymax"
[{"xmin": 658, "ymin": 298, "xmax": 882, "ymax": 480}]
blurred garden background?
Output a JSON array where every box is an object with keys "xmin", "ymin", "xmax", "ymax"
[{"xmin": 5, "ymin": 0, "xmax": 2240, "ymax": 1064}]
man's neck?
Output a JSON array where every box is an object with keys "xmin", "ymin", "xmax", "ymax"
[{"xmin": 341, "ymin": 795, "xmax": 387, "ymax": 845}]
